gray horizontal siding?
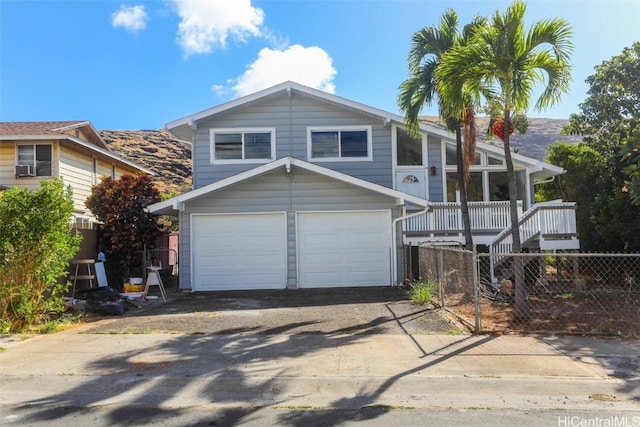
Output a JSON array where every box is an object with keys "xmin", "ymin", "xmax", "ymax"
[
  {"xmin": 193, "ymin": 92, "xmax": 393, "ymax": 189},
  {"xmin": 180, "ymin": 167, "xmax": 401, "ymax": 289},
  {"xmin": 178, "ymin": 211, "xmax": 191, "ymax": 290},
  {"xmin": 427, "ymin": 135, "xmax": 444, "ymax": 202}
]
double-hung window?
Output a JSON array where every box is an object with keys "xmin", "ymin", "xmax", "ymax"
[
  {"xmin": 210, "ymin": 128, "xmax": 275, "ymax": 164},
  {"xmin": 308, "ymin": 126, "xmax": 372, "ymax": 161},
  {"xmin": 17, "ymin": 144, "xmax": 53, "ymax": 176}
]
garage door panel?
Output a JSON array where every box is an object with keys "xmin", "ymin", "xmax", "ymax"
[
  {"xmin": 298, "ymin": 211, "xmax": 391, "ymax": 288},
  {"xmin": 193, "ymin": 213, "xmax": 287, "ymax": 291}
]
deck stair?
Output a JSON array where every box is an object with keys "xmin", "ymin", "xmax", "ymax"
[{"xmin": 488, "ymin": 201, "xmax": 579, "ymax": 283}]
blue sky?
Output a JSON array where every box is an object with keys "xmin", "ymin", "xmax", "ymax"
[{"xmin": 1, "ymin": 0, "xmax": 638, "ymax": 130}]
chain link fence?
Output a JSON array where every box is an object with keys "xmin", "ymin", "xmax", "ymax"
[{"xmin": 417, "ymin": 245, "xmax": 640, "ymax": 336}]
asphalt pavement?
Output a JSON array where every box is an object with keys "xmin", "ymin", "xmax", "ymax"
[{"xmin": 0, "ymin": 288, "xmax": 638, "ymax": 426}]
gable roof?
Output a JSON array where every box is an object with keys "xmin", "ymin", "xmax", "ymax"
[
  {"xmin": 166, "ymin": 81, "xmax": 453, "ymax": 142},
  {"xmin": 147, "ymin": 156, "xmax": 430, "ymax": 215},
  {"xmin": 0, "ymin": 121, "xmax": 108, "ymax": 148},
  {"xmin": 165, "ymin": 81, "xmax": 565, "ymax": 179},
  {"xmin": 0, "ymin": 121, "xmax": 153, "ymax": 175}
]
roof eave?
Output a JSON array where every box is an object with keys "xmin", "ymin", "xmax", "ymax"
[
  {"xmin": 147, "ymin": 156, "xmax": 429, "ymax": 214},
  {"xmin": 0, "ymin": 134, "xmax": 67, "ymax": 141},
  {"xmin": 66, "ymin": 136, "xmax": 155, "ymax": 175},
  {"xmin": 165, "ymin": 81, "xmax": 454, "ymax": 141}
]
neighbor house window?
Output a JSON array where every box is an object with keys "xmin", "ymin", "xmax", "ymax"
[
  {"xmin": 92, "ymin": 157, "xmax": 98, "ymax": 185},
  {"xmin": 17, "ymin": 144, "xmax": 52, "ymax": 176},
  {"xmin": 210, "ymin": 128, "xmax": 275, "ymax": 163},
  {"xmin": 308, "ymin": 126, "xmax": 372, "ymax": 161}
]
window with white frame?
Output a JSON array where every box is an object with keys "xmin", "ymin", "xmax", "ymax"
[
  {"xmin": 308, "ymin": 126, "xmax": 372, "ymax": 161},
  {"xmin": 17, "ymin": 144, "xmax": 53, "ymax": 176},
  {"xmin": 396, "ymin": 127, "xmax": 423, "ymax": 166},
  {"xmin": 444, "ymin": 139, "xmax": 528, "ymax": 204},
  {"xmin": 92, "ymin": 157, "xmax": 98, "ymax": 185},
  {"xmin": 210, "ymin": 128, "xmax": 275, "ymax": 163}
]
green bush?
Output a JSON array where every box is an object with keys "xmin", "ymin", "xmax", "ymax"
[
  {"xmin": 408, "ymin": 280, "xmax": 436, "ymax": 305},
  {"xmin": 0, "ymin": 180, "xmax": 81, "ymax": 332}
]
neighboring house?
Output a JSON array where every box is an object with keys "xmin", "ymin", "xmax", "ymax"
[
  {"xmin": 0, "ymin": 120, "xmax": 152, "ymax": 226},
  {"xmin": 148, "ymin": 81, "xmax": 579, "ymax": 292}
]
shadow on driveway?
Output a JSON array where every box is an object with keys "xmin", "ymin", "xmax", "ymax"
[{"xmin": 85, "ymin": 287, "xmax": 456, "ymax": 335}]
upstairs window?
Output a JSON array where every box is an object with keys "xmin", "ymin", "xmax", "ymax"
[
  {"xmin": 17, "ymin": 144, "xmax": 52, "ymax": 176},
  {"xmin": 210, "ymin": 128, "xmax": 275, "ymax": 164},
  {"xmin": 396, "ymin": 127, "xmax": 422, "ymax": 166},
  {"xmin": 308, "ymin": 126, "xmax": 372, "ymax": 161}
]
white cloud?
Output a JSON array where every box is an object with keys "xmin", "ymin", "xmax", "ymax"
[
  {"xmin": 230, "ymin": 45, "xmax": 337, "ymax": 97},
  {"xmin": 171, "ymin": 0, "xmax": 264, "ymax": 56},
  {"xmin": 111, "ymin": 5, "xmax": 147, "ymax": 33}
]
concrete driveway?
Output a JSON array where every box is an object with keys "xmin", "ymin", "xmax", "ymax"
[
  {"xmin": 1, "ymin": 286, "xmax": 639, "ymax": 426},
  {"xmin": 85, "ymin": 287, "xmax": 457, "ymax": 335}
]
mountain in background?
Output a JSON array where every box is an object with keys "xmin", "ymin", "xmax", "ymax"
[
  {"xmin": 101, "ymin": 118, "xmax": 582, "ymax": 195},
  {"xmin": 419, "ymin": 116, "xmax": 582, "ymax": 160},
  {"xmin": 100, "ymin": 129, "xmax": 192, "ymax": 196}
]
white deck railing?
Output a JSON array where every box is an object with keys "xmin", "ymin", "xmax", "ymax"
[
  {"xmin": 404, "ymin": 201, "xmax": 523, "ymax": 234},
  {"xmin": 402, "ymin": 199, "xmax": 578, "ymax": 282}
]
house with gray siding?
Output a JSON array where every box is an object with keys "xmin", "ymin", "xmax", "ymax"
[{"xmin": 149, "ymin": 81, "xmax": 578, "ymax": 292}]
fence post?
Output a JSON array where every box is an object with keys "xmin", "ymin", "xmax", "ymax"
[
  {"xmin": 438, "ymin": 249, "xmax": 445, "ymax": 309},
  {"xmin": 472, "ymin": 246, "xmax": 480, "ymax": 334}
]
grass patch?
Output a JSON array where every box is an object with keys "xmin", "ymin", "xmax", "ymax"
[
  {"xmin": 362, "ymin": 404, "xmax": 416, "ymax": 411},
  {"xmin": 407, "ymin": 280, "xmax": 436, "ymax": 305},
  {"xmin": 271, "ymin": 405, "xmax": 318, "ymax": 410},
  {"xmin": 83, "ymin": 329, "xmax": 153, "ymax": 335}
]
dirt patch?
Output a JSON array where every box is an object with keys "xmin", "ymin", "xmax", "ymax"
[{"xmin": 444, "ymin": 292, "xmax": 640, "ymax": 337}]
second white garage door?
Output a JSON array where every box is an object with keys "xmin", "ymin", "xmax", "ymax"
[
  {"xmin": 192, "ymin": 213, "xmax": 287, "ymax": 291},
  {"xmin": 297, "ymin": 211, "xmax": 392, "ymax": 288}
]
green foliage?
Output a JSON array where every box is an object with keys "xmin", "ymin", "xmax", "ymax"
[
  {"xmin": 537, "ymin": 140, "xmax": 640, "ymax": 251},
  {"xmin": 437, "ymin": 0, "xmax": 572, "ymax": 251},
  {"xmin": 398, "ymin": 9, "xmax": 487, "ymax": 250},
  {"xmin": 398, "ymin": 9, "xmax": 487, "ymax": 135},
  {"xmin": 564, "ymin": 43, "xmax": 640, "ymax": 154},
  {"xmin": 620, "ymin": 126, "xmax": 640, "ymax": 205},
  {"xmin": 553, "ymin": 42, "xmax": 640, "ymax": 251},
  {"xmin": 86, "ymin": 174, "xmax": 162, "ymax": 278},
  {"xmin": 436, "ymin": 0, "xmax": 573, "ymax": 314},
  {"xmin": 0, "ymin": 180, "xmax": 81, "ymax": 332},
  {"xmin": 408, "ymin": 280, "xmax": 436, "ymax": 305},
  {"xmin": 157, "ymin": 191, "xmax": 181, "ymax": 233}
]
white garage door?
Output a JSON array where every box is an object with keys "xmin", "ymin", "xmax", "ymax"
[
  {"xmin": 192, "ymin": 213, "xmax": 287, "ymax": 291},
  {"xmin": 297, "ymin": 211, "xmax": 392, "ymax": 288}
]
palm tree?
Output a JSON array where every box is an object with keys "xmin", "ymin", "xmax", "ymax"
[
  {"xmin": 438, "ymin": 0, "xmax": 573, "ymax": 312},
  {"xmin": 398, "ymin": 9, "xmax": 486, "ymax": 251}
]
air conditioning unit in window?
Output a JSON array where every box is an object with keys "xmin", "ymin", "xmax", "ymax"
[{"xmin": 15, "ymin": 164, "xmax": 35, "ymax": 177}]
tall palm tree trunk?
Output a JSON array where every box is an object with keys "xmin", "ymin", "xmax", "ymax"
[
  {"xmin": 455, "ymin": 124, "xmax": 474, "ymax": 250},
  {"xmin": 503, "ymin": 111, "xmax": 526, "ymax": 316}
]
